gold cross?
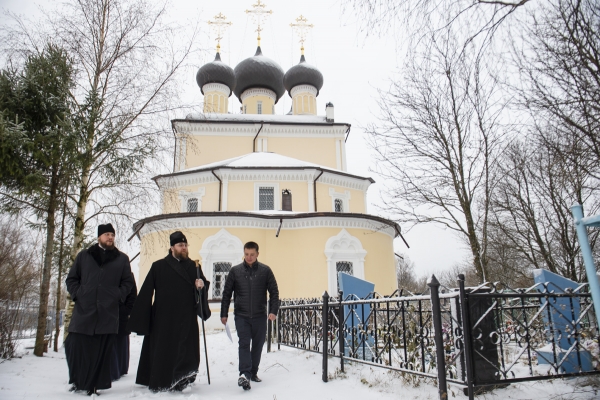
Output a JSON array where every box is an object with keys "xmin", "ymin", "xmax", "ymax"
[
  {"xmin": 290, "ymin": 15, "xmax": 314, "ymax": 55},
  {"xmin": 246, "ymin": 0, "xmax": 273, "ymax": 46},
  {"xmin": 208, "ymin": 13, "xmax": 232, "ymax": 53}
]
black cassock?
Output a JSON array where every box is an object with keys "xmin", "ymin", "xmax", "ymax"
[{"xmin": 128, "ymin": 254, "xmax": 209, "ymax": 392}]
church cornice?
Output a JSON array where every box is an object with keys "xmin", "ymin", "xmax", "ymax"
[
  {"xmin": 154, "ymin": 167, "xmax": 373, "ymax": 191},
  {"xmin": 132, "ymin": 211, "xmax": 402, "ymax": 241},
  {"xmin": 172, "ymin": 120, "xmax": 349, "ymax": 137}
]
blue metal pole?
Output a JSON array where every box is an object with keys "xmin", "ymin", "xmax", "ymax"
[{"xmin": 571, "ymin": 204, "xmax": 600, "ymax": 325}]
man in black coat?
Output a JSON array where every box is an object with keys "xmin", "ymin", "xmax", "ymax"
[
  {"xmin": 220, "ymin": 241, "xmax": 279, "ymax": 391},
  {"xmin": 128, "ymin": 231, "xmax": 210, "ymax": 393},
  {"xmin": 65, "ymin": 223, "xmax": 134, "ymax": 396}
]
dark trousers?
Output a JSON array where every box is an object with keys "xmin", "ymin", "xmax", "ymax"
[{"xmin": 234, "ymin": 315, "xmax": 267, "ymax": 378}]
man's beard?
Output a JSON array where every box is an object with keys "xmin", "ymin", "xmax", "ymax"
[
  {"xmin": 173, "ymin": 248, "xmax": 189, "ymax": 260},
  {"xmin": 99, "ymin": 239, "xmax": 115, "ymax": 250}
]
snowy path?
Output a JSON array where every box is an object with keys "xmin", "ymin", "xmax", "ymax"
[{"xmin": 0, "ymin": 328, "xmax": 597, "ymax": 399}]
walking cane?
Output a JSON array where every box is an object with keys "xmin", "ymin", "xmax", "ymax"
[{"xmin": 196, "ymin": 265, "xmax": 211, "ymax": 385}]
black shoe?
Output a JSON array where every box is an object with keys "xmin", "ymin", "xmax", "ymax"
[
  {"xmin": 69, "ymin": 384, "xmax": 78, "ymax": 392},
  {"xmin": 87, "ymin": 389, "xmax": 100, "ymax": 396},
  {"xmin": 238, "ymin": 375, "xmax": 251, "ymax": 390},
  {"xmin": 250, "ymin": 374, "xmax": 262, "ymax": 382}
]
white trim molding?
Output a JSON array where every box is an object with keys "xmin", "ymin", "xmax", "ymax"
[
  {"xmin": 329, "ymin": 188, "xmax": 351, "ymax": 213},
  {"xmin": 241, "ymin": 88, "xmax": 276, "ymax": 102},
  {"xmin": 179, "ymin": 187, "xmax": 206, "ymax": 212},
  {"xmin": 138, "ymin": 215, "xmax": 397, "ymax": 239},
  {"xmin": 324, "ymin": 229, "xmax": 367, "ymax": 295},
  {"xmin": 202, "ymin": 82, "xmax": 231, "ymax": 96},
  {"xmin": 290, "ymin": 85, "xmax": 317, "ymax": 97},
  {"xmin": 198, "ymin": 229, "xmax": 243, "ymax": 300}
]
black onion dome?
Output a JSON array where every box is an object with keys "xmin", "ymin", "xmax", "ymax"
[
  {"xmin": 283, "ymin": 55, "xmax": 324, "ymax": 97},
  {"xmin": 196, "ymin": 52, "xmax": 236, "ymax": 96},
  {"xmin": 233, "ymin": 46, "xmax": 285, "ymax": 103}
]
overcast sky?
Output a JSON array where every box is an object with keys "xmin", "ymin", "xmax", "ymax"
[{"xmin": 0, "ymin": 0, "xmax": 470, "ymax": 280}]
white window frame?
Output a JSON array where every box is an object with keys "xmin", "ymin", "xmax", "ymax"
[
  {"xmin": 324, "ymin": 229, "xmax": 367, "ymax": 295},
  {"xmin": 254, "ymin": 182, "xmax": 280, "ymax": 211},
  {"xmin": 329, "ymin": 188, "xmax": 351, "ymax": 213},
  {"xmin": 257, "ymin": 101, "xmax": 262, "ymax": 114},
  {"xmin": 199, "ymin": 229, "xmax": 244, "ymax": 301},
  {"xmin": 178, "ymin": 187, "xmax": 206, "ymax": 213}
]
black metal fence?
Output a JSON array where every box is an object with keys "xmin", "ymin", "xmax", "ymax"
[{"xmin": 270, "ymin": 275, "xmax": 600, "ymax": 399}]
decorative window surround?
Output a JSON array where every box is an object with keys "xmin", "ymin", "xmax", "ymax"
[
  {"xmin": 199, "ymin": 229, "xmax": 243, "ymax": 300},
  {"xmin": 254, "ymin": 182, "xmax": 280, "ymax": 210},
  {"xmin": 329, "ymin": 188, "xmax": 351, "ymax": 212},
  {"xmin": 178, "ymin": 188, "xmax": 205, "ymax": 212},
  {"xmin": 324, "ymin": 229, "xmax": 367, "ymax": 295},
  {"xmin": 139, "ymin": 215, "xmax": 397, "ymax": 240},
  {"xmin": 241, "ymin": 88, "xmax": 276, "ymax": 102}
]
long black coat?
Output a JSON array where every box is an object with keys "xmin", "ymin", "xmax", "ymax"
[
  {"xmin": 118, "ymin": 277, "xmax": 137, "ymax": 336},
  {"xmin": 66, "ymin": 244, "xmax": 134, "ymax": 335},
  {"xmin": 220, "ymin": 261, "xmax": 279, "ymax": 319},
  {"xmin": 128, "ymin": 254, "xmax": 209, "ymax": 391}
]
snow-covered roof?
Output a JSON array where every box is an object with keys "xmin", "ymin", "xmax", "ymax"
[
  {"xmin": 154, "ymin": 152, "xmax": 374, "ymax": 183},
  {"xmin": 181, "ymin": 152, "xmax": 320, "ymax": 171},
  {"xmin": 183, "ymin": 112, "xmax": 335, "ymax": 125}
]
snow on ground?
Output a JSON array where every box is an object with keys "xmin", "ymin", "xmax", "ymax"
[{"xmin": 0, "ymin": 328, "xmax": 598, "ymax": 400}]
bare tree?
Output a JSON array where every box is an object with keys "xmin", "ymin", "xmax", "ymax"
[
  {"xmin": 0, "ymin": 217, "xmax": 40, "ymax": 359},
  {"xmin": 490, "ymin": 132, "xmax": 599, "ymax": 282},
  {"xmin": 513, "ymin": 0, "xmax": 600, "ymax": 179},
  {"xmin": 368, "ymin": 26, "xmax": 508, "ymax": 282}
]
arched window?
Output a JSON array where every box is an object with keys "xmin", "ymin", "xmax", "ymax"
[
  {"xmin": 187, "ymin": 198, "xmax": 198, "ymax": 212},
  {"xmin": 324, "ymin": 229, "xmax": 367, "ymax": 295},
  {"xmin": 213, "ymin": 262, "xmax": 232, "ymax": 299},
  {"xmin": 199, "ymin": 229, "xmax": 244, "ymax": 301},
  {"xmin": 336, "ymin": 261, "xmax": 353, "ymax": 291}
]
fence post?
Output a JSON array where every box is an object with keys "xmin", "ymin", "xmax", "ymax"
[
  {"xmin": 322, "ymin": 291, "xmax": 330, "ymax": 383},
  {"xmin": 338, "ymin": 290, "xmax": 344, "ymax": 373},
  {"xmin": 428, "ymin": 275, "xmax": 448, "ymax": 400},
  {"xmin": 458, "ymin": 274, "xmax": 475, "ymax": 400}
]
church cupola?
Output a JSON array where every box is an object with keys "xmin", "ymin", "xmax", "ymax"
[
  {"xmin": 196, "ymin": 50, "xmax": 236, "ymax": 114},
  {"xmin": 233, "ymin": 47, "xmax": 285, "ymax": 115},
  {"xmin": 197, "ymin": 13, "xmax": 235, "ymax": 114},
  {"xmin": 284, "ymin": 15, "xmax": 322, "ymax": 115},
  {"xmin": 284, "ymin": 52, "xmax": 323, "ymax": 115}
]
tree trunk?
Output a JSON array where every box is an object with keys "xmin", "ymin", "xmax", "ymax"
[
  {"xmin": 54, "ymin": 193, "xmax": 69, "ymax": 352},
  {"xmin": 33, "ymin": 167, "xmax": 59, "ymax": 357}
]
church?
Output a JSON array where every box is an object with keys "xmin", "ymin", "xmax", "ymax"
[{"xmin": 132, "ymin": 5, "xmax": 405, "ymax": 319}]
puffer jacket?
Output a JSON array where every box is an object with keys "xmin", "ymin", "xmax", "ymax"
[
  {"xmin": 220, "ymin": 261, "xmax": 279, "ymax": 318},
  {"xmin": 66, "ymin": 244, "xmax": 134, "ymax": 335}
]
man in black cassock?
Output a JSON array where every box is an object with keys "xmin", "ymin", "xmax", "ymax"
[
  {"xmin": 128, "ymin": 231, "xmax": 210, "ymax": 392},
  {"xmin": 110, "ymin": 277, "xmax": 137, "ymax": 381},
  {"xmin": 65, "ymin": 223, "xmax": 134, "ymax": 396}
]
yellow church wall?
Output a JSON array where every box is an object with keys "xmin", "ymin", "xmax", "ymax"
[
  {"xmin": 265, "ymin": 136, "xmax": 339, "ymax": 170},
  {"xmin": 159, "ymin": 182, "xmax": 221, "ymax": 214},
  {"xmin": 242, "ymin": 95, "xmax": 275, "ymax": 115},
  {"xmin": 137, "ymin": 224, "xmax": 397, "ymax": 300},
  {"xmin": 184, "ymin": 135, "xmax": 253, "ymax": 168},
  {"xmin": 225, "ymin": 181, "xmax": 310, "ymax": 211},
  {"xmin": 314, "ymin": 183, "xmax": 367, "ymax": 213}
]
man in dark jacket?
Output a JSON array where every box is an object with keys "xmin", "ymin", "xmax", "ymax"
[
  {"xmin": 128, "ymin": 231, "xmax": 210, "ymax": 393},
  {"xmin": 65, "ymin": 223, "xmax": 134, "ymax": 396},
  {"xmin": 220, "ymin": 241, "xmax": 279, "ymax": 391}
]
